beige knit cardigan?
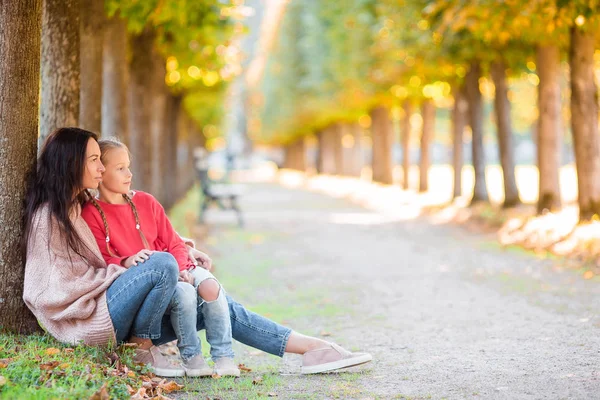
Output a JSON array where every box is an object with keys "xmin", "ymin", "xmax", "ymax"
[{"xmin": 23, "ymin": 204, "xmax": 126, "ymax": 345}]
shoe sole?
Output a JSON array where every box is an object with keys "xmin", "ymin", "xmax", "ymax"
[
  {"xmin": 185, "ymin": 370, "xmax": 214, "ymax": 377},
  {"xmin": 152, "ymin": 367, "xmax": 186, "ymax": 377},
  {"xmin": 301, "ymin": 353, "xmax": 372, "ymax": 374},
  {"xmin": 215, "ymin": 369, "xmax": 241, "ymax": 377}
]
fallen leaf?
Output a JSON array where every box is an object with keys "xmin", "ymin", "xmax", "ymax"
[
  {"xmin": 59, "ymin": 363, "xmax": 70, "ymax": 369},
  {"xmin": 211, "ymin": 373, "xmax": 221, "ymax": 379},
  {"xmin": 127, "ymin": 371, "xmax": 136, "ymax": 378},
  {"xmin": 120, "ymin": 343, "xmax": 139, "ymax": 349},
  {"xmin": 0, "ymin": 376, "xmax": 6, "ymax": 386},
  {"xmin": 130, "ymin": 387, "xmax": 147, "ymax": 400},
  {"xmin": 63, "ymin": 348, "xmax": 75, "ymax": 354},
  {"xmin": 238, "ymin": 363, "xmax": 252, "ymax": 372},
  {"xmin": 158, "ymin": 380, "xmax": 183, "ymax": 393},
  {"xmin": 0, "ymin": 361, "xmax": 8, "ymax": 369},
  {"xmin": 45, "ymin": 348, "xmax": 61, "ymax": 356},
  {"xmin": 320, "ymin": 331, "xmax": 332, "ymax": 337},
  {"xmin": 267, "ymin": 392, "xmax": 278, "ymax": 397},
  {"xmin": 89, "ymin": 383, "xmax": 110, "ymax": 400},
  {"xmin": 151, "ymin": 377, "xmax": 164, "ymax": 383},
  {"xmin": 39, "ymin": 361, "xmax": 60, "ymax": 370},
  {"xmin": 252, "ymin": 377, "xmax": 263, "ymax": 385}
]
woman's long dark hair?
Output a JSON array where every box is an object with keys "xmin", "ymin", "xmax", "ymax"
[{"xmin": 22, "ymin": 127, "xmax": 98, "ymax": 261}]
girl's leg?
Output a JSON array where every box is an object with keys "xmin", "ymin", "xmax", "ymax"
[
  {"xmin": 190, "ymin": 268, "xmax": 234, "ymax": 361},
  {"xmin": 168, "ymin": 282, "xmax": 202, "ymax": 361}
]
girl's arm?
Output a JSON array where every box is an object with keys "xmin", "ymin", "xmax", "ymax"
[{"xmin": 150, "ymin": 197, "xmax": 194, "ymax": 271}]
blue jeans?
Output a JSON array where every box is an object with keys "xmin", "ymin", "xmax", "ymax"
[
  {"xmin": 107, "ymin": 252, "xmax": 179, "ymax": 342},
  {"xmin": 154, "ymin": 294, "xmax": 293, "ymax": 358}
]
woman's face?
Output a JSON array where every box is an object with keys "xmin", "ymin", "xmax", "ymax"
[
  {"xmin": 99, "ymin": 147, "xmax": 132, "ymax": 195},
  {"xmin": 82, "ymin": 139, "xmax": 105, "ymax": 190}
]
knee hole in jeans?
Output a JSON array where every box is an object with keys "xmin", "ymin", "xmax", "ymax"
[{"xmin": 197, "ymin": 278, "xmax": 221, "ymax": 302}]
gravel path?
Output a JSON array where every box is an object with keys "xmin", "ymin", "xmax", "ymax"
[{"xmin": 180, "ymin": 180, "xmax": 600, "ymax": 399}]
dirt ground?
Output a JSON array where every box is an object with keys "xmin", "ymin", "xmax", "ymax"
[{"xmin": 173, "ymin": 179, "xmax": 600, "ymax": 400}]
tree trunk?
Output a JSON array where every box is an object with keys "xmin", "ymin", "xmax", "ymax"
[
  {"xmin": 150, "ymin": 54, "xmax": 167, "ymax": 203},
  {"xmin": 347, "ymin": 123, "xmax": 363, "ymax": 177},
  {"xmin": 40, "ymin": 0, "xmax": 80, "ymax": 142},
  {"xmin": 465, "ymin": 61, "xmax": 489, "ymax": 204},
  {"xmin": 419, "ymin": 100, "xmax": 435, "ymax": 192},
  {"xmin": 163, "ymin": 95, "xmax": 181, "ymax": 210},
  {"xmin": 370, "ymin": 106, "xmax": 393, "ymax": 184},
  {"xmin": 0, "ymin": 0, "xmax": 43, "ymax": 333},
  {"xmin": 102, "ymin": 15, "xmax": 129, "ymax": 142},
  {"xmin": 317, "ymin": 127, "xmax": 336, "ymax": 174},
  {"xmin": 128, "ymin": 28, "xmax": 155, "ymax": 193},
  {"xmin": 536, "ymin": 45, "xmax": 562, "ymax": 213},
  {"xmin": 401, "ymin": 100, "xmax": 412, "ymax": 190},
  {"xmin": 79, "ymin": 0, "xmax": 104, "ymax": 133},
  {"xmin": 452, "ymin": 85, "xmax": 467, "ymax": 199},
  {"xmin": 333, "ymin": 124, "xmax": 344, "ymax": 175},
  {"xmin": 570, "ymin": 27, "xmax": 600, "ymax": 221},
  {"xmin": 490, "ymin": 58, "xmax": 520, "ymax": 207}
]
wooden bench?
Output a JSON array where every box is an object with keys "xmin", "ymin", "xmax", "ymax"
[{"xmin": 194, "ymin": 149, "xmax": 245, "ymax": 227}]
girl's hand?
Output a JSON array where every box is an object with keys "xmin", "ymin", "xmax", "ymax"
[
  {"xmin": 179, "ymin": 270, "xmax": 194, "ymax": 285},
  {"xmin": 188, "ymin": 247, "xmax": 212, "ymax": 271},
  {"xmin": 124, "ymin": 249, "xmax": 154, "ymax": 268}
]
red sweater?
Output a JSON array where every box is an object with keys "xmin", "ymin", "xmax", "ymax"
[{"xmin": 81, "ymin": 191, "xmax": 193, "ymax": 271}]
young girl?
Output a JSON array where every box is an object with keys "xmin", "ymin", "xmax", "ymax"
[{"xmin": 81, "ymin": 138, "xmax": 240, "ymax": 377}]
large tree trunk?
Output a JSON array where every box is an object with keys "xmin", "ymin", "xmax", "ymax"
[
  {"xmin": 317, "ymin": 127, "xmax": 336, "ymax": 174},
  {"xmin": 452, "ymin": 85, "xmax": 468, "ymax": 199},
  {"xmin": 128, "ymin": 28, "xmax": 155, "ymax": 193},
  {"xmin": 465, "ymin": 61, "xmax": 489, "ymax": 204},
  {"xmin": 490, "ymin": 59, "xmax": 521, "ymax": 207},
  {"xmin": 570, "ymin": 27, "xmax": 600, "ymax": 221},
  {"xmin": 536, "ymin": 45, "xmax": 562, "ymax": 213},
  {"xmin": 40, "ymin": 0, "xmax": 80, "ymax": 142},
  {"xmin": 370, "ymin": 106, "xmax": 393, "ymax": 184},
  {"xmin": 0, "ymin": 0, "xmax": 43, "ymax": 333},
  {"xmin": 79, "ymin": 0, "xmax": 104, "ymax": 133},
  {"xmin": 150, "ymin": 54, "xmax": 167, "ymax": 203},
  {"xmin": 102, "ymin": 15, "xmax": 129, "ymax": 142},
  {"xmin": 419, "ymin": 100, "xmax": 435, "ymax": 192},
  {"xmin": 163, "ymin": 95, "xmax": 181, "ymax": 209},
  {"xmin": 401, "ymin": 100, "xmax": 412, "ymax": 190}
]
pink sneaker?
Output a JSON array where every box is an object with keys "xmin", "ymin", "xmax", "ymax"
[
  {"xmin": 133, "ymin": 346, "xmax": 185, "ymax": 377},
  {"xmin": 301, "ymin": 343, "xmax": 372, "ymax": 374}
]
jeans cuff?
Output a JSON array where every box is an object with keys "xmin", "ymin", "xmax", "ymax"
[{"xmin": 278, "ymin": 328, "xmax": 293, "ymax": 358}]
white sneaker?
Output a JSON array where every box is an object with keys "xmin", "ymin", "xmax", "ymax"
[
  {"xmin": 213, "ymin": 358, "xmax": 240, "ymax": 377},
  {"xmin": 184, "ymin": 354, "xmax": 213, "ymax": 377}
]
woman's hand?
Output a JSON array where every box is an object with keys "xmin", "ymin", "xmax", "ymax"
[
  {"xmin": 178, "ymin": 270, "xmax": 194, "ymax": 285},
  {"xmin": 188, "ymin": 247, "xmax": 212, "ymax": 271},
  {"xmin": 123, "ymin": 249, "xmax": 154, "ymax": 268}
]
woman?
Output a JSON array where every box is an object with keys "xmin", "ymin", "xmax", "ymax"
[{"xmin": 22, "ymin": 127, "xmax": 372, "ymax": 377}]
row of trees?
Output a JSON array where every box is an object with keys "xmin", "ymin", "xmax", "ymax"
[
  {"xmin": 0, "ymin": 0, "xmax": 239, "ymax": 332},
  {"xmin": 259, "ymin": 0, "xmax": 600, "ymax": 221}
]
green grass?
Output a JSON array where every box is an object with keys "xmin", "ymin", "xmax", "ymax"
[{"xmin": 0, "ymin": 333, "xmax": 145, "ymax": 399}]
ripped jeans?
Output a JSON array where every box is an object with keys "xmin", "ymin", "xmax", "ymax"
[{"xmin": 156, "ymin": 267, "xmax": 234, "ymax": 361}]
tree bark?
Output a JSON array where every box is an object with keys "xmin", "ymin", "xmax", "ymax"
[
  {"xmin": 128, "ymin": 28, "xmax": 155, "ymax": 193},
  {"xmin": 164, "ymin": 95, "xmax": 181, "ymax": 209},
  {"xmin": 490, "ymin": 58, "xmax": 520, "ymax": 207},
  {"xmin": 102, "ymin": 15, "xmax": 129, "ymax": 142},
  {"xmin": 452, "ymin": 85, "xmax": 467, "ymax": 199},
  {"xmin": 0, "ymin": 0, "xmax": 43, "ymax": 333},
  {"xmin": 570, "ymin": 27, "xmax": 600, "ymax": 221},
  {"xmin": 40, "ymin": 0, "xmax": 80, "ymax": 142},
  {"xmin": 317, "ymin": 127, "xmax": 336, "ymax": 174},
  {"xmin": 465, "ymin": 61, "xmax": 489, "ymax": 204},
  {"xmin": 401, "ymin": 100, "xmax": 412, "ymax": 190},
  {"xmin": 536, "ymin": 45, "xmax": 562, "ymax": 213},
  {"xmin": 347, "ymin": 123, "xmax": 363, "ymax": 177},
  {"xmin": 370, "ymin": 106, "xmax": 393, "ymax": 184},
  {"xmin": 150, "ymin": 54, "xmax": 167, "ymax": 203},
  {"xmin": 79, "ymin": 0, "xmax": 104, "ymax": 133},
  {"xmin": 419, "ymin": 100, "xmax": 435, "ymax": 192}
]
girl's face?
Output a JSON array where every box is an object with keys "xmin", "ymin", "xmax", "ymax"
[
  {"xmin": 99, "ymin": 147, "xmax": 133, "ymax": 195},
  {"xmin": 82, "ymin": 139, "xmax": 105, "ymax": 190}
]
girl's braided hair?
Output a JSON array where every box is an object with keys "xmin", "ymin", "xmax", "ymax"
[{"xmin": 87, "ymin": 138, "xmax": 150, "ymax": 257}]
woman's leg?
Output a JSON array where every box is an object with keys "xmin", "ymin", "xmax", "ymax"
[{"xmin": 106, "ymin": 252, "xmax": 179, "ymax": 343}]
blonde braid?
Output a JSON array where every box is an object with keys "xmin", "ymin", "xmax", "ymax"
[
  {"xmin": 86, "ymin": 191, "xmax": 119, "ymax": 258},
  {"xmin": 123, "ymin": 193, "xmax": 151, "ymax": 250}
]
